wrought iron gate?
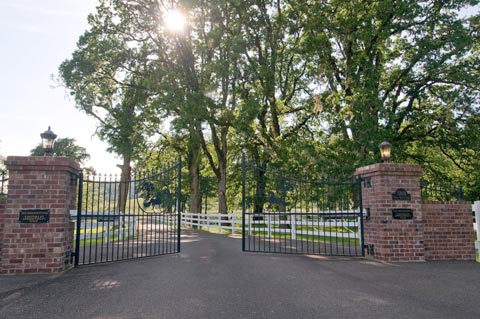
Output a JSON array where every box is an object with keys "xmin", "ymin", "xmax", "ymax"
[
  {"xmin": 73, "ymin": 161, "xmax": 182, "ymax": 266},
  {"xmin": 241, "ymin": 158, "xmax": 365, "ymax": 257}
]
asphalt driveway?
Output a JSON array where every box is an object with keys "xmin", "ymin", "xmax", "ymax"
[{"xmin": 1, "ymin": 229, "xmax": 479, "ymax": 319}]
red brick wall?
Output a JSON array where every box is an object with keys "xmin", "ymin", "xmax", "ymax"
[
  {"xmin": 0, "ymin": 199, "xmax": 5, "ymax": 267},
  {"xmin": 423, "ymin": 201, "xmax": 475, "ymax": 260},
  {"xmin": 0, "ymin": 156, "xmax": 79, "ymax": 274}
]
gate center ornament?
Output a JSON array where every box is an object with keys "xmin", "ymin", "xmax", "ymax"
[{"xmin": 137, "ymin": 179, "xmax": 174, "ymax": 214}]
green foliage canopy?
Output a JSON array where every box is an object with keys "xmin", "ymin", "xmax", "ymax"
[{"xmin": 60, "ymin": 0, "xmax": 480, "ymax": 204}]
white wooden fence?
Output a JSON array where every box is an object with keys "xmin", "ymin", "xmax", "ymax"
[
  {"xmin": 182, "ymin": 213, "xmax": 243, "ymax": 233},
  {"xmin": 249, "ymin": 213, "xmax": 360, "ymax": 240},
  {"xmin": 181, "ymin": 212, "xmax": 361, "ymax": 240},
  {"xmin": 70, "ymin": 210, "xmax": 136, "ymax": 241}
]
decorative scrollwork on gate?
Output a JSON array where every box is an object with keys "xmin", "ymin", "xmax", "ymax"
[{"xmin": 136, "ymin": 175, "xmax": 176, "ymax": 214}]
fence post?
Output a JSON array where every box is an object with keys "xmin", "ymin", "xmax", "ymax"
[
  {"xmin": 268, "ymin": 214, "xmax": 272, "ymax": 238},
  {"xmin": 291, "ymin": 212, "xmax": 296, "ymax": 240},
  {"xmin": 357, "ymin": 215, "xmax": 362, "ymax": 243},
  {"xmin": 177, "ymin": 156, "xmax": 182, "ymax": 253},
  {"xmin": 74, "ymin": 172, "xmax": 83, "ymax": 266},
  {"xmin": 474, "ymin": 201, "xmax": 480, "ymax": 260},
  {"xmin": 241, "ymin": 153, "xmax": 246, "ymax": 251}
]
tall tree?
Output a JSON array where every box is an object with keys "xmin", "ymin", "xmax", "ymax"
[
  {"xmin": 297, "ymin": 0, "xmax": 480, "ymax": 174},
  {"xmin": 140, "ymin": 0, "xmax": 248, "ymax": 214},
  {"xmin": 59, "ymin": 0, "xmax": 159, "ymax": 212},
  {"xmin": 153, "ymin": 0, "xmax": 206, "ymax": 215},
  {"xmin": 238, "ymin": 0, "xmax": 316, "ymax": 164},
  {"xmin": 192, "ymin": 0, "xmax": 248, "ymax": 214}
]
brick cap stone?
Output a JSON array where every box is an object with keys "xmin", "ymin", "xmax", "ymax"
[
  {"xmin": 6, "ymin": 156, "xmax": 80, "ymax": 173},
  {"xmin": 354, "ymin": 162, "xmax": 422, "ymax": 177}
]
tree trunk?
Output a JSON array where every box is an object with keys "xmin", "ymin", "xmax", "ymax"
[
  {"xmin": 253, "ymin": 160, "xmax": 267, "ymax": 220},
  {"xmin": 217, "ymin": 128, "xmax": 228, "ymax": 215},
  {"xmin": 117, "ymin": 155, "xmax": 131, "ymax": 214},
  {"xmin": 218, "ymin": 160, "xmax": 227, "ymax": 215},
  {"xmin": 218, "ymin": 158, "xmax": 229, "ymax": 227},
  {"xmin": 278, "ymin": 202, "xmax": 290, "ymax": 229},
  {"xmin": 188, "ymin": 143, "xmax": 202, "ymax": 228}
]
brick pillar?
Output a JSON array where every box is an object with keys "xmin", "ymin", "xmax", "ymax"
[
  {"xmin": 355, "ymin": 163, "xmax": 424, "ymax": 262},
  {"xmin": 0, "ymin": 199, "xmax": 5, "ymax": 268},
  {"xmin": 1, "ymin": 156, "xmax": 79, "ymax": 274}
]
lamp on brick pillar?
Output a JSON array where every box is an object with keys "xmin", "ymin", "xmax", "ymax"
[
  {"xmin": 379, "ymin": 140, "xmax": 392, "ymax": 162},
  {"xmin": 40, "ymin": 126, "xmax": 57, "ymax": 156}
]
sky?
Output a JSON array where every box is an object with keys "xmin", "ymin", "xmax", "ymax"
[{"xmin": 0, "ymin": 0, "xmax": 119, "ymax": 173}]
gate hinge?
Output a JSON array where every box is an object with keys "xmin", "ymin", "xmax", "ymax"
[
  {"xmin": 70, "ymin": 251, "xmax": 77, "ymax": 263},
  {"xmin": 364, "ymin": 244, "xmax": 375, "ymax": 256}
]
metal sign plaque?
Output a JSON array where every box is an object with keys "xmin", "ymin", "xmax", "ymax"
[
  {"xmin": 19, "ymin": 209, "xmax": 50, "ymax": 223},
  {"xmin": 392, "ymin": 188, "xmax": 411, "ymax": 201},
  {"xmin": 392, "ymin": 208, "xmax": 413, "ymax": 220}
]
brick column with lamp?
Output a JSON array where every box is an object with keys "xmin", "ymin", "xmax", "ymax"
[
  {"xmin": 355, "ymin": 140, "xmax": 475, "ymax": 262},
  {"xmin": 355, "ymin": 162, "xmax": 425, "ymax": 261}
]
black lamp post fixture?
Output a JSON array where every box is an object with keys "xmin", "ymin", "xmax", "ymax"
[
  {"xmin": 379, "ymin": 140, "xmax": 392, "ymax": 162},
  {"xmin": 40, "ymin": 126, "xmax": 57, "ymax": 156}
]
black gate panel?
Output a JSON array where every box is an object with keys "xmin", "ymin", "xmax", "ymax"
[
  {"xmin": 241, "ymin": 158, "xmax": 364, "ymax": 257},
  {"xmin": 73, "ymin": 161, "xmax": 182, "ymax": 266}
]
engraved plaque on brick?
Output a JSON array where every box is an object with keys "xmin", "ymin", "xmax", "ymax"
[
  {"xmin": 392, "ymin": 188, "xmax": 411, "ymax": 201},
  {"xmin": 392, "ymin": 208, "xmax": 413, "ymax": 220},
  {"xmin": 19, "ymin": 209, "xmax": 50, "ymax": 223}
]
